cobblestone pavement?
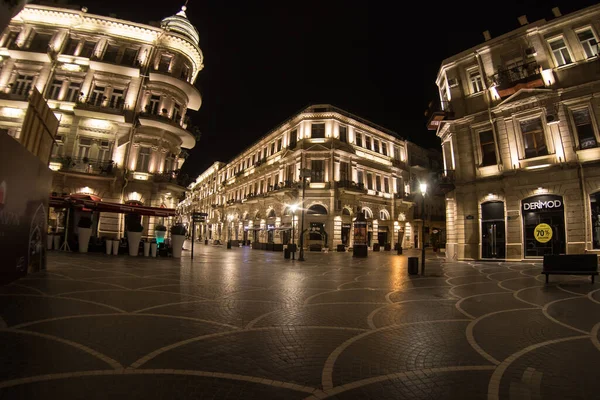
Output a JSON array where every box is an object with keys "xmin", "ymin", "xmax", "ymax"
[{"xmin": 0, "ymin": 244, "xmax": 599, "ymax": 399}]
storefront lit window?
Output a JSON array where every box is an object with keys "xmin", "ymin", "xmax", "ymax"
[{"xmin": 590, "ymin": 193, "xmax": 600, "ymax": 249}]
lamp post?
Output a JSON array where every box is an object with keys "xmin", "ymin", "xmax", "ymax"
[
  {"xmin": 289, "ymin": 204, "xmax": 298, "ymax": 260},
  {"xmin": 419, "ymin": 182, "xmax": 428, "ymax": 275},
  {"xmin": 298, "ymin": 169, "xmax": 311, "ymax": 262},
  {"xmin": 226, "ymin": 215, "xmax": 232, "ymax": 249}
]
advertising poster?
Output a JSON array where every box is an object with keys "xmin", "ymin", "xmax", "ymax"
[{"xmin": 0, "ymin": 132, "xmax": 52, "ymax": 284}]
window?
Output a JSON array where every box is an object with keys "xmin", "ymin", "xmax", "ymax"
[
  {"xmin": 28, "ymin": 32, "xmax": 52, "ymax": 53},
  {"xmin": 440, "ymin": 81, "xmax": 449, "ymax": 109},
  {"xmin": 270, "ymin": 142, "xmax": 275, "ymax": 155},
  {"xmin": 382, "ymin": 142, "xmax": 387, "ymax": 156},
  {"xmin": 396, "ymin": 177, "xmax": 402, "ymax": 194},
  {"xmin": 340, "ymin": 161, "xmax": 349, "ymax": 181},
  {"xmin": 277, "ymin": 138, "xmax": 282, "ymax": 152},
  {"xmin": 367, "ymin": 173, "xmax": 373, "ymax": 190},
  {"xmin": 158, "ymin": 54, "xmax": 171, "ymax": 72},
  {"xmin": 577, "ymin": 28, "xmax": 598, "ymax": 59},
  {"xmin": 48, "ymin": 79, "xmax": 62, "ymax": 100},
  {"xmin": 376, "ymin": 175, "xmax": 382, "ymax": 191},
  {"xmin": 109, "ymin": 88, "xmax": 124, "ymax": 109},
  {"xmin": 103, "ymin": 44, "xmax": 120, "ymax": 63},
  {"xmin": 365, "ymin": 136, "xmax": 371, "ymax": 150},
  {"xmin": 180, "ymin": 63, "xmax": 191, "ymax": 81},
  {"xmin": 384, "ymin": 177, "xmax": 390, "ymax": 193},
  {"xmin": 289, "ymin": 129, "xmax": 297, "ymax": 148},
  {"xmin": 121, "ymin": 48, "xmax": 138, "ymax": 66},
  {"xmin": 311, "ymin": 123, "xmax": 325, "ymax": 138},
  {"xmin": 394, "ymin": 146, "xmax": 401, "ymax": 161},
  {"xmin": 136, "ymin": 147, "xmax": 151, "ymax": 172},
  {"xmin": 51, "ymin": 136, "xmax": 64, "ymax": 157},
  {"xmin": 77, "ymin": 138, "xmax": 92, "ymax": 159},
  {"xmin": 520, "ymin": 118, "xmax": 548, "ymax": 158},
  {"xmin": 79, "ymin": 40, "xmax": 96, "ymax": 58},
  {"xmin": 356, "ymin": 133, "xmax": 362, "ymax": 147},
  {"xmin": 89, "ymin": 85, "xmax": 105, "ymax": 106},
  {"xmin": 311, "ymin": 160, "xmax": 325, "ymax": 183},
  {"xmin": 478, "ymin": 129, "xmax": 497, "ymax": 166},
  {"xmin": 11, "ymin": 74, "xmax": 34, "ymax": 96},
  {"xmin": 98, "ymin": 140, "xmax": 112, "ymax": 162},
  {"xmin": 148, "ymin": 95, "xmax": 161, "ymax": 114},
  {"xmin": 373, "ymin": 139, "xmax": 380, "ymax": 153},
  {"xmin": 357, "ymin": 170, "xmax": 364, "ymax": 185},
  {"xmin": 2, "ymin": 30, "xmax": 19, "ymax": 49},
  {"xmin": 339, "ymin": 126, "xmax": 347, "ymax": 142},
  {"xmin": 469, "ymin": 68, "xmax": 484, "ymax": 93},
  {"xmin": 65, "ymin": 81, "xmax": 81, "ymax": 102},
  {"xmin": 548, "ymin": 37, "xmax": 572, "ymax": 66},
  {"xmin": 572, "ymin": 108, "xmax": 597, "ymax": 149},
  {"xmin": 173, "ymin": 102, "xmax": 182, "ymax": 123}
]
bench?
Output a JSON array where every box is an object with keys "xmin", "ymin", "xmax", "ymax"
[{"xmin": 542, "ymin": 254, "xmax": 598, "ymax": 283}]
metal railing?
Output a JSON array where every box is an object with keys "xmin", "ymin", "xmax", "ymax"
[
  {"xmin": 52, "ymin": 156, "xmax": 116, "ymax": 175},
  {"xmin": 75, "ymin": 100, "xmax": 125, "ymax": 114},
  {"xmin": 490, "ymin": 61, "xmax": 542, "ymax": 90},
  {"xmin": 335, "ymin": 180, "xmax": 366, "ymax": 191}
]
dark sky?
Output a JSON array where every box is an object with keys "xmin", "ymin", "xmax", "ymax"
[{"xmin": 49, "ymin": 0, "xmax": 599, "ymax": 177}]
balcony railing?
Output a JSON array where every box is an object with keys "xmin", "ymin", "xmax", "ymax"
[
  {"xmin": 75, "ymin": 99, "xmax": 125, "ymax": 115},
  {"xmin": 490, "ymin": 61, "xmax": 544, "ymax": 98},
  {"xmin": 139, "ymin": 111, "xmax": 190, "ymax": 129},
  {"xmin": 335, "ymin": 180, "xmax": 367, "ymax": 192},
  {"xmin": 51, "ymin": 156, "xmax": 117, "ymax": 175},
  {"xmin": 425, "ymin": 101, "xmax": 455, "ymax": 130}
]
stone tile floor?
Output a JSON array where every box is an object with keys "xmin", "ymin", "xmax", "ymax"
[{"xmin": 0, "ymin": 244, "xmax": 599, "ymax": 399}]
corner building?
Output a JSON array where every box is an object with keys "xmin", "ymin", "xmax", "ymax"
[
  {"xmin": 429, "ymin": 4, "xmax": 600, "ymax": 260},
  {"xmin": 180, "ymin": 105, "xmax": 446, "ymax": 251},
  {"xmin": 0, "ymin": 4, "xmax": 203, "ymax": 238}
]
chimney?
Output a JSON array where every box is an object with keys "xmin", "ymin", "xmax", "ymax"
[
  {"xmin": 483, "ymin": 30, "xmax": 492, "ymax": 41},
  {"xmin": 518, "ymin": 15, "xmax": 529, "ymax": 26},
  {"xmin": 552, "ymin": 7, "xmax": 562, "ymax": 17}
]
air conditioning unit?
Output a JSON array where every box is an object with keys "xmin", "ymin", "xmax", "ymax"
[
  {"xmin": 546, "ymin": 114, "xmax": 559, "ymax": 125},
  {"xmin": 447, "ymin": 78, "xmax": 459, "ymax": 88},
  {"xmin": 525, "ymin": 47, "xmax": 537, "ymax": 57}
]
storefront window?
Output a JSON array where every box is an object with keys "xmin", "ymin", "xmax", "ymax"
[
  {"xmin": 522, "ymin": 195, "xmax": 565, "ymax": 257},
  {"xmin": 590, "ymin": 193, "xmax": 600, "ymax": 249}
]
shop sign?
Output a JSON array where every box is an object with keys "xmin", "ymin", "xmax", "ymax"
[
  {"xmin": 522, "ymin": 195, "xmax": 563, "ymax": 212},
  {"xmin": 534, "ymin": 223, "xmax": 553, "ymax": 243}
]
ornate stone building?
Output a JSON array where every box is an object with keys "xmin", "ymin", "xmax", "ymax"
[
  {"xmin": 179, "ymin": 105, "xmax": 446, "ymax": 251},
  {"xmin": 0, "ymin": 4, "xmax": 203, "ymax": 239},
  {"xmin": 428, "ymin": 4, "xmax": 600, "ymax": 260}
]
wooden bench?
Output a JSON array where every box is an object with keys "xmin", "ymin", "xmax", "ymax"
[{"xmin": 542, "ymin": 254, "xmax": 598, "ymax": 283}]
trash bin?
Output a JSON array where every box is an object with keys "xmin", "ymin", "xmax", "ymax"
[
  {"xmin": 284, "ymin": 248, "xmax": 290, "ymax": 259},
  {"xmin": 408, "ymin": 257, "xmax": 419, "ymax": 275}
]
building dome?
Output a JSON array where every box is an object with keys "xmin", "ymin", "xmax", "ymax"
[{"xmin": 161, "ymin": 5, "xmax": 199, "ymax": 45}]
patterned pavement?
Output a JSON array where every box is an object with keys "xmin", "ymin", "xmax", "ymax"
[{"xmin": 0, "ymin": 244, "xmax": 599, "ymax": 399}]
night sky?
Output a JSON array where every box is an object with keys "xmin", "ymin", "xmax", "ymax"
[{"xmin": 48, "ymin": 0, "xmax": 599, "ymax": 177}]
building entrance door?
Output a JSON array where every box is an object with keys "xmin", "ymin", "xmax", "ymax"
[{"xmin": 481, "ymin": 201, "xmax": 506, "ymax": 259}]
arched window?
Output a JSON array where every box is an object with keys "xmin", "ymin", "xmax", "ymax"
[
  {"xmin": 379, "ymin": 210, "xmax": 390, "ymax": 220},
  {"xmin": 267, "ymin": 209, "xmax": 276, "ymax": 218},
  {"xmin": 342, "ymin": 208, "xmax": 351, "ymax": 216},
  {"xmin": 307, "ymin": 204, "xmax": 328, "ymax": 215},
  {"xmin": 362, "ymin": 208, "xmax": 373, "ymax": 219}
]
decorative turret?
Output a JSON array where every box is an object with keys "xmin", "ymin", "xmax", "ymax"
[{"xmin": 161, "ymin": 5, "xmax": 199, "ymax": 45}]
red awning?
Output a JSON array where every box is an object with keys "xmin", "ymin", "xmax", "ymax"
[{"xmin": 49, "ymin": 196, "xmax": 177, "ymax": 217}]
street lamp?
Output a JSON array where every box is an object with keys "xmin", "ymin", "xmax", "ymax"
[
  {"xmin": 226, "ymin": 214, "xmax": 233, "ymax": 249},
  {"xmin": 419, "ymin": 182, "xmax": 427, "ymax": 275},
  {"xmin": 289, "ymin": 203, "xmax": 298, "ymax": 260},
  {"xmin": 298, "ymin": 171, "xmax": 311, "ymax": 262}
]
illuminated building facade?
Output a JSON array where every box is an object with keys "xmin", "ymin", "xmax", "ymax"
[
  {"xmin": 429, "ymin": 4, "xmax": 600, "ymax": 260},
  {"xmin": 0, "ymin": 4, "xmax": 203, "ymax": 238},
  {"xmin": 180, "ymin": 105, "xmax": 446, "ymax": 251}
]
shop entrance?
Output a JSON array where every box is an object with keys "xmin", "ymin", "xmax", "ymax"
[
  {"xmin": 481, "ymin": 201, "xmax": 505, "ymax": 259},
  {"xmin": 522, "ymin": 195, "xmax": 565, "ymax": 257},
  {"xmin": 341, "ymin": 224, "xmax": 351, "ymax": 245},
  {"xmin": 377, "ymin": 227, "xmax": 388, "ymax": 245}
]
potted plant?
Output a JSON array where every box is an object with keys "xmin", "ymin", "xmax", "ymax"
[
  {"xmin": 150, "ymin": 238, "xmax": 158, "ymax": 257},
  {"xmin": 143, "ymin": 238, "xmax": 150, "ymax": 257},
  {"xmin": 105, "ymin": 237, "xmax": 113, "ymax": 255},
  {"xmin": 112, "ymin": 238, "xmax": 120, "ymax": 255},
  {"xmin": 77, "ymin": 216, "xmax": 93, "ymax": 253},
  {"xmin": 154, "ymin": 224, "xmax": 167, "ymax": 243},
  {"xmin": 126, "ymin": 219, "xmax": 144, "ymax": 256},
  {"xmin": 170, "ymin": 223, "xmax": 187, "ymax": 258}
]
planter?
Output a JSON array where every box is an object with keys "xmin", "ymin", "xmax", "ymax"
[
  {"xmin": 373, "ymin": 243, "xmax": 380, "ymax": 252},
  {"xmin": 155, "ymin": 231, "xmax": 166, "ymax": 243},
  {"xmin": 112, "ymin": 240, "xmax": 120, "ymax": 255},
  {"xmin": 127, "ymin": 231, "xmax": 142, "ymax": 256},
  {"xmin": 105, "ymin": 240, "xmax": 113, "ymax": 255},
  {"xmin": 143, "ymin": 242, "xmax": 150, "ymax": 257},
  {"xmin": 78, "ymin": 228, "xmax": 92, "ymax": 253},
  {"xmin": 53, "ymin": 235, "xmax": 61, "ymax": 250},
  {"xmin": 171, "ymin": 234, "xmax": 185, "ymax": 258},
  {"xmin": 384, "ymin": 243, "xmax": 391, "ymax": 251},
  {"xmin": 47, "ymin": 234, "xmax": 53, "ymax": 250},
  {"xmin": 337, "ymin": 244, "xmax": 346, "ymax": 252},
  {"xmin": 151, "ymin": 243, "xmax": 157, "ymax": 257}
]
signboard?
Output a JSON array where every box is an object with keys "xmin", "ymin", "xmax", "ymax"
[
  {"xmin": 0, "ymin": 131, "xmax": 52, "ymax": 284},
  {"xmin": 20, "ymin": 87, "xmax": 59, "ymax": 164},
  {"xmin": 534, "ymin": 223, "xmax": 553, "ymax": 243},
  {"xmin": 522, "ymin": 195, "xmax": 564, "ymax": 212},
  {"xmin": 466, "ymin": 215, "xmax": 475, "ymax": 220}
]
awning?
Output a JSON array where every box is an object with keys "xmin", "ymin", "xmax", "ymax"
[{"xmin": 49, "ymin": 196, "xmax": 177, "ymax": 217}]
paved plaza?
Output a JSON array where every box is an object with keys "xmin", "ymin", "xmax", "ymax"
[{"xmin": 0, "ymin": 244, "xmax": 599, "ymax": 399}]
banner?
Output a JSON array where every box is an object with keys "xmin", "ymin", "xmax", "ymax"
[{"xmin": 0, "ymin": 132, "xmax": 52, "ymax": 284}]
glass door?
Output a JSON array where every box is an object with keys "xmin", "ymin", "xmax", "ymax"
[{"xmin": 482, "ymin": 221, "xmax": 506, "ymax": 259}]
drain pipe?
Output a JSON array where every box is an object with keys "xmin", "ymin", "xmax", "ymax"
[{"xmin": 578, "ymin": 158, "xmax": 588, "ymax": 252}]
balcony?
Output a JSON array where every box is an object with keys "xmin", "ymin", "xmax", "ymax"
[
  {"xmin": 138, "ymin": 112, "xmax": 195, "ymax": 149},
  {"xmin": 0, "ymin": 91, "xmax": 30, "ymax": 107},
  {"xmin": 50, "ymin": 156, "xmax": 117, "ymax": 176},
  {"xmin": 74, "ymin": 100, "xmax": 127, "ymax": 123},
  {"xmin": 432, "ymin": 170, "xmax": 455, "ymax": 195},
  {"xmin": 489, "ymin": 61, "xmax": 544, "ymax": 98},
  {"xmin": 392, "ymin": 159, "xmax": 407, "ymax": 170},
  {"xmin": 335, "ymin": 180, "xmax": 367, "ymax": 193},
  {"xmin": 148, "ymin": 72, "xmax": 202, "ymax": 110},
  {"xmin": 130, "ymin": 170, "xmax": 192, "ymax": 187},
  {"xmin": 89, "ymin": 58, "xmax": 140, "ymax": 78},
  {"xmin": 425, "ymin": 101, "xmax": 455, "ymax": 131}
]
